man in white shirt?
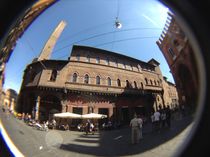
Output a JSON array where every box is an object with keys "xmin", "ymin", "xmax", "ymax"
[
  {"xmin": 137, "ymin": 115, "xmax": 143, "ymax": 139},
  {"xmin": 154, "ymin": 110, "xmax": 161, "ymax": 131},
  {"xmin": 130, "ymin": 114, "xmax": 140, "ymax": 144}
]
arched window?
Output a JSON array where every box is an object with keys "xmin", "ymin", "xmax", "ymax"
[
  {"xmin": 86, "ymin": 55, "xmax": 90, "ymax": 62},
  {"xmin": 168, "ymin": 48, "xmax": 176, "ymax": 60},
  {"xmin": 72, "ymin": 73, "xmax": 77, "ymax": 83},
  {"xmin": 130, "ymin": 65, "xmax": 133, "ymax": 71},
  {"xmin": 117, "ymin": 79, "xmax": 121, "ymax": 87},
  {"xmin": 126, "ymin": 80, "xmax": 129, "ymax": 88},
  {"xmin": 30, "ymin": 71, "xmax": 36, "ymax": 82},
  {"xmin": 123, "ymin": 63, "xmax": 126, "ymax": 69},
  {"xmin": 115, "ymin": 60, "xmax": 118, "ymax": 67},
  {"xmin": 96, "ymin": 76, "xmax": 100, "ymax": 85},
  {"xmin": 157, "ymin": 80, "xmax": 160, "ymax": 86},
  {"xmin": 134, "ymin": 81, "xmax": 137, "ymax": 88},
  {"xmin": 154, "ymin": 80, "xmax": 157, "ymax": 86},
  {"xmin": 84, "ymin": 74, "xmax": 89, "ymax": 84},
  {"xmin": 107, "ymin": 77, "xmax": 111, "ymax": 86},
  {"xmin": 138, "ymin": 64, "xmax": 141, "ymax": 72},
  {"xmin": 141, "ymin": 82, "xmax": 144, "ymax": 89},
  {"xmin": 145, "ymin": 78, "xmax": 148, "ymax": 85},
  {"xmin": 150, "ymin": 79, "xmax": 153, "ymax": 85},
  {"xmin": 50, "ymin": 69, "xmax": 57, "ymax": 81},
  {"xmin": 76, "ymin": 54, "xmax": 80, "ymax": 61},
  {"xmin": 96, "ymin": 57, "xmax": 100, "ymax": 64},
  {"xmin": 106, "ymin": 58, "xmax": 110, "ymax": 65}
]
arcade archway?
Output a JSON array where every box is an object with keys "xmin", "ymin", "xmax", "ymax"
[{"xmin": 39, "ymin": 95, "xmax": 61, "ymax": 122}]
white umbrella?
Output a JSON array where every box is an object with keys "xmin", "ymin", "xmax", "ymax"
[
  {"xmin": 81, "ymin": 113, "xmax": 107, "ymax": 119},
  {"xmin": 53, "ymin": 112, "xmax": 81, "ymax": 119}
]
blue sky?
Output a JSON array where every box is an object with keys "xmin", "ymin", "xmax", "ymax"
[{"xmin": 4, "ymin": 0, "xmax": 173, "ymax": 93}]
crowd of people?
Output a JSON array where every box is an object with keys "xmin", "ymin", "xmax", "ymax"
[
  {"xmin": 151, "ymin": 105, "xmax": 171, "ymax": 132},
  {"xmin": 130, "ymin": 105, "xmax": 173, "ymax": 144},
  {"xmin": 1, "ymin": 103, "xmax": 189, "ymax": 143}
]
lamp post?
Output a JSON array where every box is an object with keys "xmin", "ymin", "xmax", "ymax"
[
  {"xmin": 35, "ymin": 96, "xmax": 40, "ymax": 121},
  {"xmin": 88, "ymin": 92, "xmax": 94, "ymax": 113}
]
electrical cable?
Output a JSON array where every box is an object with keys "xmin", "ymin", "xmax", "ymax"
[
  {"xmin": 49, "ymin": 27, "xmax": 161, "ymax": 57},
  {"xmin": 54, "ymin": 35, "xmax": 159, "ymax": 60}
]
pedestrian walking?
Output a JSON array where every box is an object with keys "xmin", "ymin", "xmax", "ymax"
[
  {"xmin": 52, "ymin": 119, "xmax": 56, "ymax": 129},
  {"xmin": 166, "ymin": 105, "xmax": 171, "ymax": 128},
  {"xmin": 137, "ymin": 115, "xmax": 143, "ymax": 140},
  {"xmin": 85, "ymin": 119, "xmax": 91, "ymax": 134},
  {"xmin": 130, "ymin": 114, "xmax": 140, "ymax": 144},
  {"xmin": 161, "ymin": 109, "xmax": 166, "ymax": 128},
  {"xmin": 150, "ymin": 112, "xmax": 155, "ymax": 131},
  {"xmin": 154, "ymin": 110, "xmax": 161, "ymax": 132}
]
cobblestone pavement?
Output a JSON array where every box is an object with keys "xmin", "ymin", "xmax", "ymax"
[{"xmin": 0, "ymin": 107, "xmax": 194, "ymax": 157}]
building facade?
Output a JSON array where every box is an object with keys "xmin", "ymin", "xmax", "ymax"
[
  {"xmin": 3, "ymin": 89, "xmax": 18, "ymax": 111},
  {"xmin": 0, "ymin": 63, "xmax": 5, "ymax": 100},
  {"xmin": 0, "ymin": 0, "xmax": 56, "ymax": 97},
  {"xmin": 156, "ymin": 12, "xmax": 199, "ymax": 109},
  {"xmin": 18, "ymin": 45, "xmax": 166, "ymax": 124},
  {"xmin": 162, "ymin": 76, "xmax": 179, "ymax": 110}
]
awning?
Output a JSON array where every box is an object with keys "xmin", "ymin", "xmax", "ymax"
[
  {"xmin": 81, "ymin": 113, "xmax": 107, "ymax": 119},
  {"xmin": 53, "ymin": 112, "xmax": 82, "ymax": 119}
]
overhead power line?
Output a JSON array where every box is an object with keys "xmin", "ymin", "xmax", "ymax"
[
  {"xmin": 48, "ymin": 27, "xmax": 161, "ymax": 57},
  {"xmin": 53, "ymin": 35, "xmax": 159, "ymax": 60},
  {"xmin": 57, "ymin": 20, "xmax": 114, "ymax": 44},
  {"xmin": 94, "ymin": 36, "xmax": 159, "ymax": 47}
]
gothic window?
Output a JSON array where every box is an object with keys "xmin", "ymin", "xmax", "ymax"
[
  {"xmin": 141, "ymin": 82, "xmax": 144, "ymax": 89},
  {"xmin": 29, "ymin": 71, "xmax": 36, "ymax": 82},
  {"xmin": 106, "ymin": 58, "xmax": 110, "ymax": 65},
  {"xmin": 115, "ymin": 60, "xmax": 118, "ymax": 67},
  {"xmin": 86, "ymin": 55, "xmax": 90, "ymax": 62},
  {"xmin": 96, "ymin": 76, "xmax": 100, "ymax": 85},
  {"xmin": 168, "ymin": 48, "xmax": 176, "ymax": 60},
  {"xmin": 126, "ymin": 80, "xmax": 129, "ymax": 88},
  {"xmin": 134, "ymin": 81, "xmax": 137, "ymax": 88},
  {"xmin": 145, "ymin": 78, "xmax": 148, "ymax": 85},
  {"xmin": 123, "ymin": 63, "xmax": 126, "ymax": 69},
  {"xmin": 150, "ymin": 79, "xmax": 153, "ymax": 85},
  {"xmin": 84, "ymin": 74, "xmax": 89, "ymax": 84},
  {"xmin": 117, "ymin": 79, "xmax": 121, "ymax": 87},
  {"xmin": 107, "ymin": 77, "xmax": 111, "ymax": 86},
  {"xmin": 76, "ymin": 54, "xmax": 80, "ymax": 61},
  {"xmin": 72, "ymin": 73, "xmax": 77, "ymax": 83},
  {"xmin": 154, "ymin": 80, "xmax": 157, "ymax": 86},
  {"xmin": 130, "ymin": 65, "xmax": 133, "ymax": 71},
  {"xmin": 96, "ymin": 57, "xmax": 100, "ymax": 64},
  {"xmin": 173, "ymin": 39, "xmax": 179, "ymax": 46},
  {"xmin": 50, "ymin": 69, "xmax": 57, "ymax": 81},
  {"xmin": 138, "ymin": 64, "xmax": 141, "ymax": 72}
]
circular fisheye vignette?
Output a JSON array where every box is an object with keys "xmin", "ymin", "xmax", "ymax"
[
  {"xmin": 0, "ymin": 121, "xmax": 24, "ymax": 157},
  {"xmin": 0, "ymin": 1, "xmax": 56, "ymax": 156},
  {"xmin": 0, "ymin": 0, "xmax": 207, "ymax": 156},
  {"xmin": 159, "ymin": 0, "xmax": 207, "ymax": 157}
]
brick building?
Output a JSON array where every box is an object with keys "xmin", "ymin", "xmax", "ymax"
[
  {"xmin": 3, "ymin": 89, "xmax": 18, "ymax": 112},
  {"xmin": 156, "ymin": 12, "xmax": 199, "ymax": 109},
  {"xmin": 162, "ymin": 76, "xmax": 179, "ymax": 110},
  {"xmin": 0, "ymin": 0, "xmax": 56, "ymax": 98},
  {"xmin": 18, "ymin": 45, "xmax": 165, "ymax": 124}
]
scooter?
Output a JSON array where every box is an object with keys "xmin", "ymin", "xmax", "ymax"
[{"xmin": 33, "ymin": 122, "xmax": 48, "ymax": 131}]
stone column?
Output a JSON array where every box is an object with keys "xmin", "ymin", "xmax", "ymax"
[
  {"xmin": 153, "ymin": 94, "xmax": 158, "ymax": 112},
  {"xmin": 10, "ymin": 98, "xmax": 15, "ymax": 111},
  {"xmin": 61, "ymin": 100, "xmax": 67, "ymax": 112},
  {"xmin": 35, "ymin": 96, "xmax": 40, "ymax": 121}
]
